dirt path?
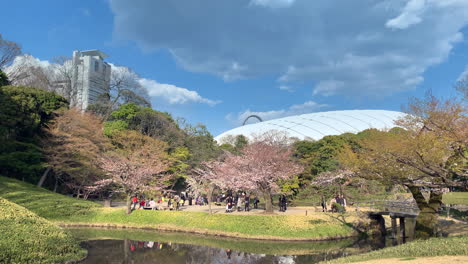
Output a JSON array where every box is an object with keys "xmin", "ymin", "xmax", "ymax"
[
  {"xmin": 181, "ymin": 204, "xmax": 322, "ymax": 215},
  {"xmin": 107, "ymin": 201, "xmax": 326, "ymax": 215},
  {"xmin": 351, "ymin": 256, "xmax": 468, "ymax": 264}
]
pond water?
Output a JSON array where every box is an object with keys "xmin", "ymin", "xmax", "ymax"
[{"xmin": 68, "ymin": 228, "xmax": 401, "ymax": 264}]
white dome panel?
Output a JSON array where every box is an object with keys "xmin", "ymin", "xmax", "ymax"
[{"xmin": 215, "ymin": 110, "xmax": 406, "ymax": 143}]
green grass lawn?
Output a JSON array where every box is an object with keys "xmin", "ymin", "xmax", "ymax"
[
  {"xmin": 321, "ymin": 235, "xmax": 468, "ymax": 263},
  {"xmin": 0, "ymin": 176, "xmax": 100, "ymax": 220},
  {"xmin": 0, "ymin": 176, "xmax": 358, "ymax": 240},
  {"xmin": 443, "ymin": 192, "xmax": 468, "ymax": 205},
  {"xmin": 0, "ymin": 197, "xmax": 85, "ymax": 264}
]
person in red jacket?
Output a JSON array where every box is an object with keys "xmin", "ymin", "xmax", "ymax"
[{"xmin": 131, "ymin": 195, "xmax": 138, "ymax": 210}]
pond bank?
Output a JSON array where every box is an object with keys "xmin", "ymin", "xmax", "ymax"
[
  {"xmin": 322, "ymin": 235, "xmax": 468, "ymax": 263},
  {"xmin": 346, "ymin": 256, "xmax": 468, "ymax": 264}
]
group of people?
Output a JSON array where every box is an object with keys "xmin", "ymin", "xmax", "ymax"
[
  {"xmin": 224, "ymin": 193, "xmax": 260, "ymax": 213},
  {"xmin": 321, "ymin": 194, "xmax": 347, "ymax": 212},
  {"xmin": 131, "ymin": 193, "xmax": 192, "ymax": 211},
  {"xmin": 131, "ymin": 192, "xmax": 348, "ymax": 214}
]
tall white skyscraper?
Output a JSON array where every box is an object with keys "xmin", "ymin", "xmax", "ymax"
[{"xmin": 69, "ymin": 50, "xmax": 111, "ymax": 110}]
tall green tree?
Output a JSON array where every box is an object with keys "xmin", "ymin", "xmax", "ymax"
[
  {"xmin": 183, "ymin": 124, "xmax": 220, "ymax": 167},
  {"xmin": 340, "ymin": 93, "xmax": 467, "ymax": 237},
  {"xmin": 0, "ymin": 70, "xmax": 9, "ymax": 86},
  {"xmin": 0, "ymin": 86, "xmax": 68, "ymax": 182},
  {"xmin": 105, "ymin": 103, "xmax": 185, "ymax": 149}
]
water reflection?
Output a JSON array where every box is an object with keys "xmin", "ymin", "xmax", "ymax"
[
  {"xmin": 70, "ymin": 227, "xmax": 409, "ymax": 264},
  {"xmin": 80, "ymin": 237, "xmax": 383, "ymax": 264}
]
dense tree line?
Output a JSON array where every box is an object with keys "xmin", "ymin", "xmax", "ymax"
[
  {"xmin": 0, "ymin": 86, "xmax": 68, "ymax": 182},
  {"xmin": 0, "ymin": 82, "xmax": 224, "ymax": 200}
]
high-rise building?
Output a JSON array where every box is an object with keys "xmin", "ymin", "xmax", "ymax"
[{"xmin": 69, "ymin": 50, "xmax": 111, "ymax": 110}]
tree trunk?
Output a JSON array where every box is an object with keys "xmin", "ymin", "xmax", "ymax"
[
  {"xmin": 208, "ymin": 199, "xmax": 212, "ymax": 215},
  {"xmin": 37, "ymin": 167, "xmax": 51, "ymax": 187},
  {"xmin": 407, "ymin": 185, "xmax": 443, "ymax": 238},
  {"xmin": 126, "ymin": 194, "xmax": 132, "ymax": 214},
  {"xmin": 263, "ymin": 191, "xmax": 273, "ymax": 213},
  {"xmin": 104, "ymin": 199, "xmax": 112, "ymax": 207},
  {"xmin": 53, "ymin": 177, "xmax": 58, "ymax": 193}
]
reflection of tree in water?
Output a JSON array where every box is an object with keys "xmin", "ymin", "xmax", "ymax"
[{"xmin": 81, "ymin": 238, "xmax": 379, "ymax": 264}]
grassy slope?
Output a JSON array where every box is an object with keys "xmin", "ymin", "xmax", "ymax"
[
  {"xmin": 322, "ymin": 236, "xmax": 468, "ymax": 263},
  {"xmin": 0, "ymin": 176, "xmax": 357, "ymax": 240},
  {"xmin": 0, "ymin": 197, "xmax": 85, "ymax": 264},
  {"xmin": 0, "ymin": 176, "xmax": 100, "ymax": 220},
  {"xmin": 443, "ymin": 192, "xmax": 468, "ymax": 205}
]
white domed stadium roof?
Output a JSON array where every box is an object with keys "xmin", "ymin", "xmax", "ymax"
[{"xmin": 215, "ymin": 110, "xmax": 406, "ymax": 143}]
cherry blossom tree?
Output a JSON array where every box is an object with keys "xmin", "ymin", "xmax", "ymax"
[
  {"xmin": 187, "ymin": 160, "xmax": 225, "ymax": 214},
  {"xmin": 339, "ymin": 92, "xmax": 467, "ymax": 237},
  {"xmin": 99, "ymin": 130, "xmax": 171, "ymax": 214},
  {"xmin": 41, "ymin": 109, "xmax": 110, "ymax": 196},
  {"xmin": 215, "ymin": 137, "xmax": 303, "ymax": 213}
]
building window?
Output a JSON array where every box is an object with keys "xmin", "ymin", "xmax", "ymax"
[{"xmin": 94, "ymin": 61, "xmax": 99, "ymax": 72}]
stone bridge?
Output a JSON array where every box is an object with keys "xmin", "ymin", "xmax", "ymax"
[{"xmin": 354, "ymin": 200, "xmax": 419, "ymax": 242}]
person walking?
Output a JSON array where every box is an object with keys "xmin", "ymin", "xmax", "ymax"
[
  {"xmin": 253, "ymin": 197, "xmax": 259, "ymax": 209},
  {"xmin": 131, "ymin": 195, "xmax": 138, "ymax": 210},
  {"xmin": 279, "ymin": 195, "xmax": 288, "ymax": 212},
  {"xmin": 174, "ymin": 195, "xmax": 180, "ymax": 210},
  {"xmin": 244, "ymin": 195, "xmax": 250, "ymax": 212},
  {"xmin": 167, "ymin": 195, "xmax": 172, "ymax": 209},
  {"xmin": 180, "ymin": 193, "xmax": 186, "ymax": 206},
  {"xmin": 226, "ymin": 195, "xmax": 233, "ymax": 213},
  {"xmin": 279, "ymin": 195, "xmax": 284, "ymax": 212},
  {"xmin": 340, "ymin": 194, "xmax": 347, "ymax": 207},
  {"xmin": 336, "ymin": 195, "xmax": 342, "ymax": 207},
  {"xmin": 321, "ymin": 196, "xmax": 327, "ymax": 212},
  {"xmin": 283, "ymin": 195, "xmax": 288, "ymax": 212},
  {"xmin": 237, "ymin": 195, "xmax": 243, "ymax": 212}
]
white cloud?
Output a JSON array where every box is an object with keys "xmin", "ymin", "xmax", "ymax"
[
  {"xmin": 313, "ymin": 80, "xmax": 345, "ymax": 96},
  {"xmin": 385, "ymin": 0, "xmax": 426, "ymax": 29},
  {"xmin": 139, "ymin": 78, "xmax": 220, "ymax": 106},
  {"xmin": 228, "ymin": 100, "xmax": 328, "ymax": 125},
  {"xmin": 457, "ymin": 66, "xmax": 468, "ymax": 82},
  {"xmin": 110, "ymin": 0, "xmax": 468, "ymax": 97},
  {"xmin": 5, "ymin": 54, "xmax": 51, "ymax": 71},
  {"xmin": 250, "ymin": 0, "xmax": 295, "ymax": 8},
  {"xmin": 5, "ymin": 55, "xmax": 218, "ymax": 107},
  {"xmin": 386, "ymin": 0, "xmax": 468, "ymax": 29},
  {"xmin": 4, "ymin": 55, "xmax": 55, "ymax": 88},
  {"xmin": 279, "ymin": 85, "xmax": 293, "ymax": 92}
]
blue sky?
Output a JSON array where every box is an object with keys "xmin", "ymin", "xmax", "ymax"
[{"xmin": 1, "ymin": 0, "xmax": 467, "ymax": 136}]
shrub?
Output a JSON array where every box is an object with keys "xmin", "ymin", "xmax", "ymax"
[{"xmin": 0, "ymin": 197, "xmax": 85, "ymax": 263}]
